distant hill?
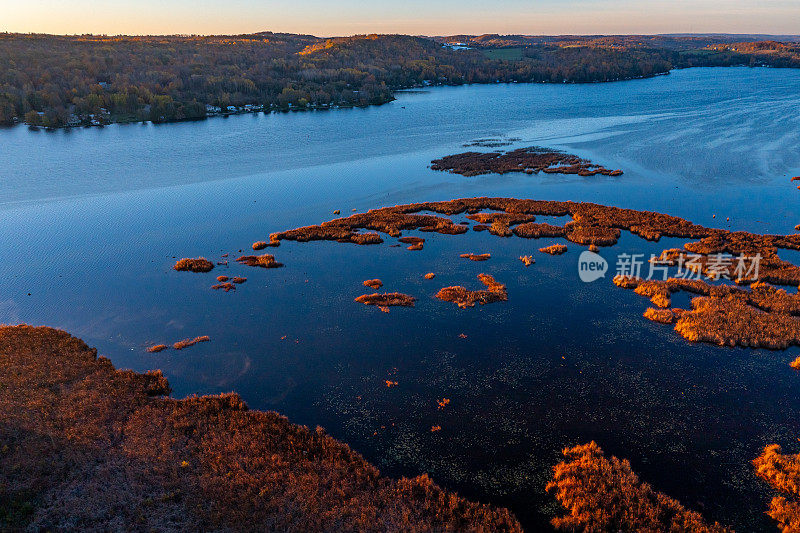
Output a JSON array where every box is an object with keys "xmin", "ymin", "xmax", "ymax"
[{"xmin": 437, "ymin": 33, "xmax": 800, "ymax": 49}]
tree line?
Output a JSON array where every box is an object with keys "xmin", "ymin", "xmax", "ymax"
[{"xmin": 1, "ymin": 32, "xmax": 797, "ymax": 128}]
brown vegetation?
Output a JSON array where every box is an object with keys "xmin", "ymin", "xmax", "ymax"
[
  {"xmin": 753, "ymin": 443, "xmax": 800, "ymax": 532},
  {"xmin": 424, "ymin": 272, "xmax": 436, "ymax": 280},
  {"xmin": 232, "ymin": 277, "xmax": 247, "ymax": 284},
  {"xmin": 617, "ymin": 276, "xmax": 800, "ymax": 349},
  {"xmin": 173, "ymin": 257, "xmax": 214, "ymax": 273},
  {"xmin": 266, "ymin": 196, "xmax": 710, "ymax": 253},
  {"xmin": 0, "ymin": 325, "xmax": 521, "ymax": 531},
  {"xmin": 467, "ymin": 213, "xmax": 536, "ymax": 237},
  {"xmin": 354, "ymin": 293, "xmax": 416, "ymax": 308},
  {"xmin": 363, "ymin": 279, "xmax": 383, "ymax": 290},
  {"xmin": 3, "ymin": 33, "xmax": 799, "ymax": 128},
  {"xmin": 267, "ymin": 197, "xmax": 800, "ymax": 348},
  {"xmin": 398, "ymin": 236, "xmax": 425, "ymax": 250},
  {"xmin": 430, "ymin": 147, "xmax": 623, "ymax": 177},
  {"xmin": 262, "ymin": 198, "xmax": 792, "ymax": 269},
  {"xmin": 466, "ymin": 212, "xmax": 536, "ymax": 225},
  {"xmin": 147, "ymin": 344, "xmax": 168, "ymax": 353},
  {"xmin": 643, "ymin": 307, "xmax": 682, "ymax": 324},
  {"xmin": 513, "ymin": 222, "xmax": 566, "ymax": 239},
  {"xmin": 519, "ymin": 255, "xmax": 535, "ymax": 266},
  {"xmin": 216, "ymin": 275, "xmax": 229, "ymax": 282},
  {"xmin": 539, "ymin": 244, "xmax": 568, "ymax": 255},
  {"xmin": 212, "ymin": 282, "xmax": 236, "ymax": 292},
  {"xmin": 252, "ymin": 241, "xmax": 268, "ymax": 250},
  {"xmin": 173, "ymin": 335, "xmax": 211, "ymax": 350},
  {"xmin": 265, "ymin": 197, "xmax": 800, "ymax": 286},
  {"xmin": 791, "ymin": 356, "xmax": 800, "ymax": 369},
  {"xmin": 460, "ymin": 253, "xmax": 491, "ymax": 261},
  {"xmin": 658, "ymin": 233, "xmax": 800, "ymax": 285},
  {"xmin": 236, "ymin": 254, "xmax": 283, "ymax": 268},
  {"xmin": 436, "ymin": 274, "xmax": 508, "ymax": 308},
  {"xmin": 547, "ymin": 441, "xmax": 730, "ymax": 532}
]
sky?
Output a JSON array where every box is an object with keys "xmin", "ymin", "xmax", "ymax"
[{"xmin": 1, "ymin": 0, "xmax": 798, "ymax": 36}]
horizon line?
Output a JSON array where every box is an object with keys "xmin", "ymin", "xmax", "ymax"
[{"xmin": 3, "ymin": 30, "xmax": 800, "ymax": 39}]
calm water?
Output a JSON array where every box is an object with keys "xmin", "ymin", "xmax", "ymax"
[{"xmin": 2, "ymin": 67, "xmax": 799, "ymax": 530}]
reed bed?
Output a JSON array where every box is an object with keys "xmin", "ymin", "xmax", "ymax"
[
  {"xmin": 398, "ymin": 236, "xmax": 425, "ymax": 250},
  {"xmin": 0, "ymin": 325, "xmax": 521, "ymax": 532},
  {"xmin": 539, "ymin": 244, "xmax": 568, "ymax": 255},
  {"xmin": 354, "ymin": 292, "xmax": 416, "ymax": 308},
  {"xmin": 436, "ymin": 274, "xmax": 507, "ymax": 308},
  {"xmin": 460, "ymin": 253, "xmax": 491, "ymax": 261},
  {"xmin": 430, "ymin": 147, "xmax": 623, "ymax": 177},
  {"xmin": 173, "ymin": 335, "xmax": 211, "ymax": 350},
  {"xmin": 236, "ymin": 254, "xmax": 283, "ymax": 268},
  {"xmin": 753, "ymin": 443, "xmax": 800, "ymax": 532},
  {"xmin": 547, "ymin": 441, "xmax": 729, "ymax": 532},
  {"xmin": 174, "ymin": 257, "xmax": 214, "ymax": 273}
]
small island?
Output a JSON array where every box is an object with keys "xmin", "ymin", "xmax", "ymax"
[{"xmin": 431, "ymin": 147, "xmax": 623, "ymax": 177}]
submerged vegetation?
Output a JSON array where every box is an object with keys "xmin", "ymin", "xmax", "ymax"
[{"xmin": 0, "ymin": 325, "xmax": 521, "ymax": 531}]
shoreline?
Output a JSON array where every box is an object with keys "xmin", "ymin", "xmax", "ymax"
[
  {"xmin": 12, "ymin": 63, "xmax": 796, "ymax": 132},
  {"xmin": 0, "ymin": 71, "xmax": 682, "ymax": 132}
]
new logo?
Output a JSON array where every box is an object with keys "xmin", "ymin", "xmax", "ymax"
[{"xmin": 578, "ymin": 251, "xmax": 608, "ymax": 282}]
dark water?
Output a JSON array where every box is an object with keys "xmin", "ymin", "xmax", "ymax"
[{"xmin": 1, "ymin": 67, "xmax": 799, "ymax": 531}]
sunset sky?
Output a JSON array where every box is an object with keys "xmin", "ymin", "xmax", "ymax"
[{"xmin": 2, "ymin": 0, "xmax": 798, "ymax": 36}]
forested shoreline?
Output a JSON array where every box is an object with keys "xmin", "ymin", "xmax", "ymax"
[{"xmin": 1, "ymin": 32, "xmax": 798, "ymax": 129}]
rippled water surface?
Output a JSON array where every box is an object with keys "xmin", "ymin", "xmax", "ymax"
[{"xmin": 2, "ymin": 67, "xmax": 799, "ymax": 530}]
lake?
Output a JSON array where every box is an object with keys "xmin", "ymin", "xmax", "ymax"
[{"xmin": 1, "ymin": 67, "xmax": 799, "ymax": 530}]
